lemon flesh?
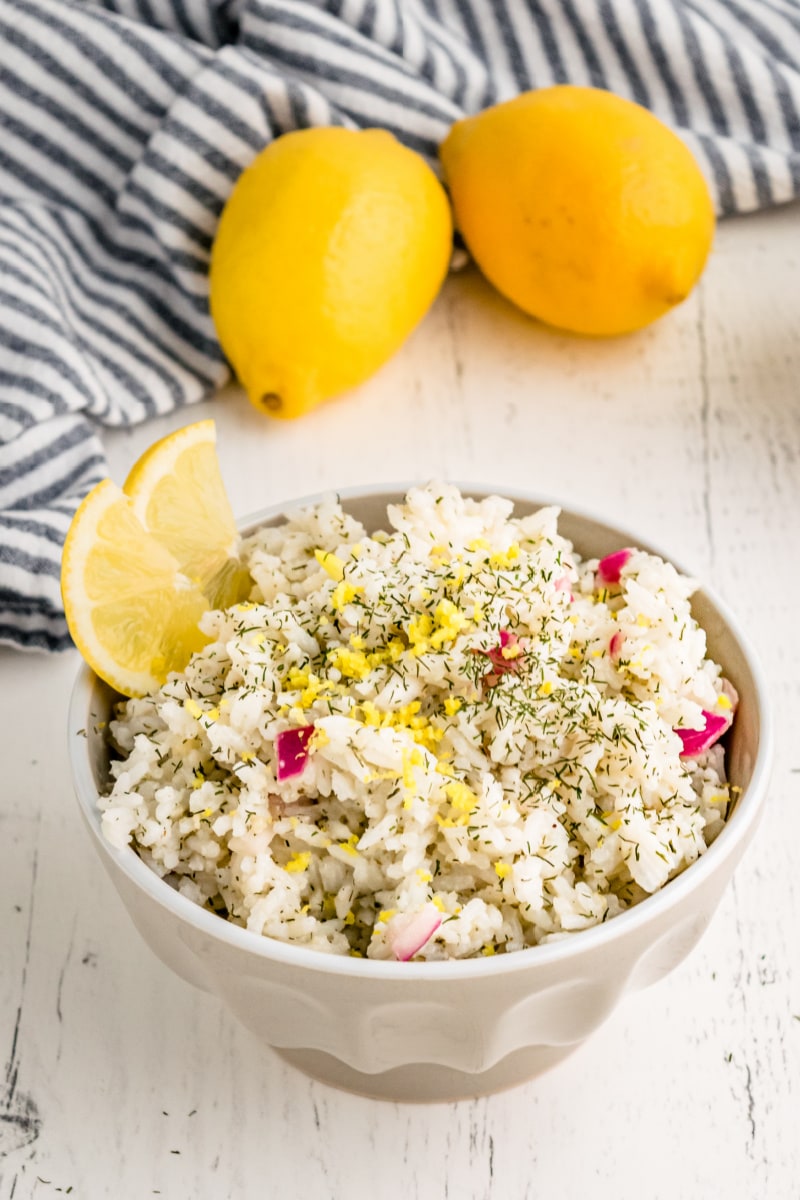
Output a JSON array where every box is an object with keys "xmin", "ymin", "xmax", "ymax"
[
  {"xmin": 440, "ymin": 86, "xmax": 715, "ymax": 336},
  {"xmin": 124, "ymin": 419, "xmax": 251, "ymax": 611},
  {"xmin": 209, "ymin": 126, "xmax": 453, "ymax": 418},
  {"xmin": 62, "ymin": 479, "xmax": 210, "ymax": 696}
]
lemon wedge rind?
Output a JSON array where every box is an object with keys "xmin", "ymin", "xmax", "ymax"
[{"xmin": 61, "ymin": 478, "xmax": 211, "ymax": 697}]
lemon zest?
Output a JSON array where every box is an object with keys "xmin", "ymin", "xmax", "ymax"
[
  {"xmin": 284, "ymin": 851, "xmax": 311, "ymax": 873},
  {"xmin": 314, "ymin": 548, "xmax": 345, "ymax": 581}
]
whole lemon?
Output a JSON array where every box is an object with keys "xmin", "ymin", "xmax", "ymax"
[
  {"xmin": 210, "ymin": 127, "xmax": 453, "ymax": 418},
  {"xmin": 440, "ymin": 86, "xmax": 715, "ymax": 336}
]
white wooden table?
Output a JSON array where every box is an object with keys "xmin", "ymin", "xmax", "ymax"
[{"xmin": 2, "ymin": 201, "xmax": 799, "ymax": 1200}]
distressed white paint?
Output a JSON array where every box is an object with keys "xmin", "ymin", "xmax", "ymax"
[{"xmin": 2, "ymin": 201, "xmax": 799, "ymax": 1200}]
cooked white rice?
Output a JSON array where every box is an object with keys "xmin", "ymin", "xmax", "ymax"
[{"xmin": 102, "ymin": 484, "xmax": 735, "ymax": 960}]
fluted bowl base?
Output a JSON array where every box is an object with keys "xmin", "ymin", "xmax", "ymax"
[{"xmin": 275, "ymin": 1041, "xmax": 578, "ymax": 1103}]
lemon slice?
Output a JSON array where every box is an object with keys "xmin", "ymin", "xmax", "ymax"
[
  {"xmin": 62, "ymin": 479, "xmax": 211, "ymax": 696},
  {"xmin": 123, "ymin": 419, "xmax": 251, "ymax": 610}
]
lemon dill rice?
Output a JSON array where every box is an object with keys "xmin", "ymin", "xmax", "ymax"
[{"xmin": 101, "ymin": 484, "xmax": 736, "ymax": 961}]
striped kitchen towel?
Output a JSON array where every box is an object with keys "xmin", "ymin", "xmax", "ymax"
[{"xmin": 2, "ymin": 0, "xmax": 799, "ymax": 651}]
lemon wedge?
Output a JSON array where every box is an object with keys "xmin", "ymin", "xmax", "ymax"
[
  {"xmin": 61, "ymin": 478, "xmax": 211, "ymax": 696},
  {"xmin": 123, "ymin": 419, "xmax": 251, "ymax": 610}
]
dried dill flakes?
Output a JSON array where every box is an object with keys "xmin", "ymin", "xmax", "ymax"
[{"xmin": 101, "ymin": 484, "xmax": 735, "ymax": 962}]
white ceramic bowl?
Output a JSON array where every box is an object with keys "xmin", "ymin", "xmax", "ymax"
[{"xmin": 69, "ymin": 485, "xmax": 772, "ymax": 1103}]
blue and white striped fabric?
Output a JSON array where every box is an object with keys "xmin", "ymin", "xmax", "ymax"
[{"xmin": 2, "ymin": 0, "xmax": 799, "ymax": 651}]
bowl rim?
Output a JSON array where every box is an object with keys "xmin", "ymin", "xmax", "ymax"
[{"xmin": 68, "ymin": 480, "xmax": 774, "ymax": 982}]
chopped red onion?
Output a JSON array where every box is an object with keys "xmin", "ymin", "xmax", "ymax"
[
  {"xmin": 275, "ymin": 725, "xmax": 315, "ymax": 781},
  {"xmin": 554, "ymin": 573, "xmax": 575, "ymax": 601},
  {"xmin": 597, "ymin": 548, "xmax": 633, "ymax": 585},
  {"xmin": 481, "ymin": 630, "xmax": 523, "ymax": 682},
  {"xmin": 674, "ymin": 711, "xmax": 729, "ymax": 758},
  {"xmin": 471, "ymin": 629, "xmax": 526, "ymax": 688},
  {"xmin": 609, "ymin": 631, "xmax": 624, "ymax": 660},
  {"xmin": 386, "ymin": 906, "xmax": 443, "ymax": 961}
]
